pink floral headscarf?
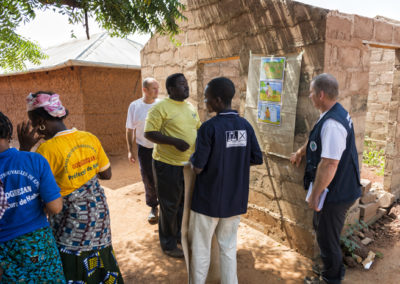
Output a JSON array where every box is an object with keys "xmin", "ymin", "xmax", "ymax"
[{"xmin": 26, "ymin": 93, "xmax": 66, "ymax": 118}]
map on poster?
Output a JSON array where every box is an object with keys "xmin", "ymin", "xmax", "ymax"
[
  {"xmin": 258, "ymin": 102, "xmax": 281, "ymax": 125},
  {"xmin": 260, "ymin": 57, "xmax": 285, "ymax": 80}
]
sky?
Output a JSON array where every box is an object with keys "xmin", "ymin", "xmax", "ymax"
[{"xmin": 16, "ymin": 0, "xmax": 400, "ymax": 49}]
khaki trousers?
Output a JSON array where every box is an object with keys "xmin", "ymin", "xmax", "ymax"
[{"xmin": 188, "ymin": 211, "xmax": 240, "ymax": 284}]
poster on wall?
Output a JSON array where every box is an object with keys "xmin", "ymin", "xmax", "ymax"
[
  {"xmin": 258, "ymin": 56, "xmax": 285, "ymax": 125},
  {"xmin": 258, "ymin": 102, "xmax": 281, "ymax": 125},
  {"xmin": 259, "ymin": 80, "xmax": 282, "ymax": 102},
  {"xmin": 245, "ymin": 51, "xmax": 303, "ymax": 157},
  {"xmin": 260, "ymin": 57, "xmax": 286, "ymax": 81}
]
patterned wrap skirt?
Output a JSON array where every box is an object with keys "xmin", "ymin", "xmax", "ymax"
[
  {"xmin": 0, "ymin": 226, "xmax": 66, "ymax": 283},
  {"xmin": 49, "ymin": 177, "xmax": 123, "ymax": 283}
]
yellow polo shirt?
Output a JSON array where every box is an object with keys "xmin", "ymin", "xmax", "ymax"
[
  {"xmin": 36, "ymin": 129, "xmax": 110, "ymax": 196},
  {"xmin": 144, "ymin": 98, "xmax": 201, "ymax": 166}
]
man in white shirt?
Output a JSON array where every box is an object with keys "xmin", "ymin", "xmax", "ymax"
[
  {"xmin": 126, "ymin": 78, "xmax": 160, "ymax": 224},
  {"xmin": 290, "ymin": 73, "xmax": 361, "ymax": 284}
]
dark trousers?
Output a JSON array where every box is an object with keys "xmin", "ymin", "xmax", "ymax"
[
  {"xmin": 152, "ymin": 159, "xmax": 184, "ymax": 251},
  {"xmin": 137, "ymin": 145, "xmax": 158, "ymax": 208},
  {"xmin": 313, "ymin": 201, "xmax": 353, "ymax": 284}
]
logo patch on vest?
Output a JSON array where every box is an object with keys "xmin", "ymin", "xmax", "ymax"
[
  {"xmin": 226, "ymin": 130, "xmax": 247, "ymax": 148},
  {"xmin": 310, "ymin": 141, "xmax": 317, "ymax": 152}
]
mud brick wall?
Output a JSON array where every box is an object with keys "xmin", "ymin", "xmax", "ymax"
[
  {"xmin": 0, "ymin": 67, "xmax": 142, "ymax": 155},
  {"xmin": 384, "ymin": 50, "xmax": 400, "ymax": 197},
  {"xmin": 141, "ymin": 0, "xmax": 400, "ymax": 256},
  {"xmin": 365, "ymin": 48, "xmax": 395, "ymax": 146},
  {"xmin": 198, "ymin": 59, "xmax": 242, "ymax": 121},
  {"xmin": 0, "ymin": 68, "xmax": 85, "ymax": 140},
  {"xmin": 322, "ymin": 13, "xmax": 400, "ymax": 198},
  {"xmin": 77, "ymin": 67, "xmax": 142, "ymax": 155}
]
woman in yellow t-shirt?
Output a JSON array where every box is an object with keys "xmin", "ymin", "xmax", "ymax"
[{"xmin": 18, "ymin": 91, "xmax": 123, "ymax": 283}]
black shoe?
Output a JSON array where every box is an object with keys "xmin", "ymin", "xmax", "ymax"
[
  {"xmin": 148, "ymin": 206, "xmax": 158, "ymax": 224},
  {"xmin": 312, "ymin": 264, "xmax": 344, "ymax": 281},
  {"xmin": 304, "ymin": 276, "xmax": 326, "ymax": 284},
  {"xmin": 312, "ymin": 264, "xmax": 322, "ymax": 276},
  {"xmin": 164, "ymin": 248, "xmax": 184, "ymax": 258}
]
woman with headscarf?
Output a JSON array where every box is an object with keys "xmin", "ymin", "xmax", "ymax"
[
  {"xmin": 18, "ymin": 91, "xmax": 124, "ymax": 283},
  {"xmin": 0, "ymin": 111, "xmax": 65, "ymax": 282}
]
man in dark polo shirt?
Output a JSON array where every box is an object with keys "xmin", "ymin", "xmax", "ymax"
[{"xmin": 189, "ymin": 77, "xmax": 263, "ymax": 284}]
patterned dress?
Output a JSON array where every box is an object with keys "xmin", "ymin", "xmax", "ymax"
[
  {"xmin": 37, "ymin": 129, "xmax": 124, "ymax": 283},
  {"xmin": 0, "ymin": 227, "xmax": 66, "ymax": 283}
]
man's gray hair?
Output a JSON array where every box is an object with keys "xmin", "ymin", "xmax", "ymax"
[
  {"xmin": 312, "ymin": 73, "xmax": 339, "ymax": 100},
  {"xmin": 142, "ymin": 77, "xmax": 157, "ymax": 88}
]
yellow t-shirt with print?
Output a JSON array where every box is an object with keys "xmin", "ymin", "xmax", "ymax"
[
  {"xmin": 36, "ymin": 129, "xmax": 110, "ymax": 196},
  {"xmin": 144, "ymin": 98, "xmax": 201, "ymax": 166}
]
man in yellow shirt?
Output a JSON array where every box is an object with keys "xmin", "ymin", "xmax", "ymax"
[{"xmin": 145, "ymin": 73, "xmax": 201, "ymax": 258}]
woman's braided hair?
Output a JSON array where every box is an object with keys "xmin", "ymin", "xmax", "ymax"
[{"xmin": 0, "ymin": 112, "xmax": 13, "ymax": 140}]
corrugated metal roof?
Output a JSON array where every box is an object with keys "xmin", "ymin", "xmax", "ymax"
[{"xmin": 1, "ymin": 33, "xmax": 143, "ymax": 76}]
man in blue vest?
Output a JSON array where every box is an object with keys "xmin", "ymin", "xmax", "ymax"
[{"xmin": 290, "ymin": 73, "xmax": 361, "ymax": 284}]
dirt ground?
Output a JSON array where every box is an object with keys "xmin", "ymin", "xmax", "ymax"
[{"xmin": 102, "ymin": 156, "xmax": 400, "ymax": 284}]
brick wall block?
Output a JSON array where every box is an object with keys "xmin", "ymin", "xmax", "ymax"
[
  {"xmin": 197, "ymin": 43, "xmax": 212, "ymax": 60},
  {"xmin": 186, "ymin": 29, "xmax": 206, "ymax": 44},
  {"xmin": 326, "ymin": 14, "xmax": 352, "ymax": 41},
  {"xmin": 344, "ymin": 208, "xmax": 360, "ymax": 226},
  {"xmin": 338, "ymin": 47, "xmax": 361, "ymax": 68},
  {"xmin": 377, "ymin": 191, "xmax": 395, "ymax": 208},
  {"xmin": 178, "ymin": 45, "xmax": 198, "ymax": 61},
  {"xmin": 393, "ymin": 26, "xmax": 400, "ymax": 44},
  {"xmin": 359, "ymin": 202, "xmax": 380, "ymax": 223},
  {"xmin": 353, "ymin": 15, "xmax": 374, "ymax": 40},
  {"xmin": 159, "ymin": 50, "xmax": 176, "ymax": 64},
  {"xmin": 349, "ymin": 72, "xmax": 369, "ymax": 92},
  {"xmin": 153, "ymin": 66, "xmax": 165, "ymax": 79},
  {"xmin": 360, "ymin": 192, "xmax": 377, "ymax": 204},
  {"xmin": 228, "ymin": 13, "xmax": 255, "ymax": 35},
  {"xmin": 157, "ymin": 36, "xmax": 173, "ymax": 51},
  {"xmin": 148, "ymin": 52, "xmax": 160, "ymax": 64},
  {"xmin": 374, "ymin": 20, "xmax": 394, "ymax": 43}
]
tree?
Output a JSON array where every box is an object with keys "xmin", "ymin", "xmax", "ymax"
[{"xmin": 0, "ymin": 0, "xmax": 185, "ymax": 72}]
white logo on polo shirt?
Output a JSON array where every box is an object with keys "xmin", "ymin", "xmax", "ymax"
[{"xmin": 226, "ymin": 130, "xmax": 247, "ymax": 148}]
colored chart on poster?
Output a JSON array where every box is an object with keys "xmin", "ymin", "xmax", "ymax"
[
  {"xmin": 260, "ymin": 57, "xmax": 286, "ymax": 80},
  {"xmin": 258, "ymin": 102, "xmax": 281, "ymax": 125},
  {"xmin": 259, "ymin": 80, "xmax": 282, "ymax": 102}
]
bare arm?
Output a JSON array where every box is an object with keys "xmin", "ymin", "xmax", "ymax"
[
  {"xmin": 126, "ymin": 128, "xmax": 137, "ymax": 163},
  {"xmin": 17, "ymin": 121, "xmax": 43, "ymax": 151},
  {"xmin": 290, "ymin": 139, "xmax": 308, "ymax": 167},
  {"xmin": 192, "ymin": 165, "xmax": 203, "ymax": 175},
  {"xmin": 45, "ymin": 196, "xmax": 63, "ymax": 215},
  {"xmin": 308, "ymin": 158, "xmax": 339, "ymax": 211},
  {"xmin": 144, "ymin": 131, "xmax": 189, "ymax": 152},
  {"xmin": 98, "ymin": 167, "xmax": 112, "ymax": 180}
]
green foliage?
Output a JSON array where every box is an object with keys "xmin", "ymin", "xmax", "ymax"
[
  {"xmin": 363, "ymin": 138, "xmax": 385, "ymax": 176},
  {"xmin": 340, "ymin": 220, "xmax": 369, "ymax": 255},
  {"xmin": 41, "ymin": 0, "xmax": 186, "ymax": 37},
  {"xmin": 0, "ymin": 0, "xmax": 48, "ymax": 71},
  {"xmin": 0, "ymin": 0, "xmax": 186, "ymax": 72}
]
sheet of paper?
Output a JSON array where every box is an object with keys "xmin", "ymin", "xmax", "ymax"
[{"xmin": 305, "ymin": 182, "xmax": 329, "ymax": 211}]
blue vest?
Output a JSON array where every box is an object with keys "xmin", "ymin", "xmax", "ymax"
[{"xmin": 304, "ymin": 103, "xmax": 361, "ymax": 203}]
